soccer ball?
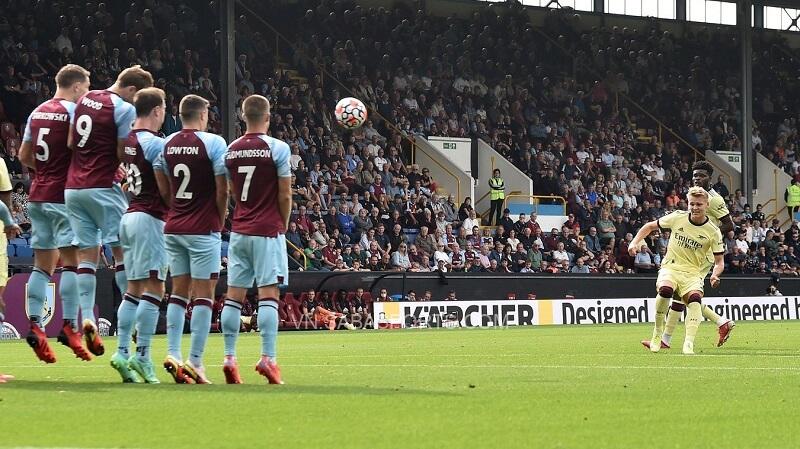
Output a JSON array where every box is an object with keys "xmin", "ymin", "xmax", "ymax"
[{"xmin": 334, "ymin": 97, "xmax": 367, "ymax": 129}]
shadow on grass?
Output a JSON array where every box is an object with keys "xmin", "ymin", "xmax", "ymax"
[{"xmin": 4, "ymin": 380, "xmax": 461, "ymax": 397}]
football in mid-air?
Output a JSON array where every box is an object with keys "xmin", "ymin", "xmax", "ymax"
[{"xmin": 335, "ymin": 97, "xmax": 367, "ymax": 129}]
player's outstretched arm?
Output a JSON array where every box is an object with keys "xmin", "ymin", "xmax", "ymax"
[{"xmin": 628, "ymin": 220, "xmax": 659, "ymax": 256}]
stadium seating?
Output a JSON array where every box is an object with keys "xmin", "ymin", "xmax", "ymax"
[{"xmin": 0, "ymin": 0, "xmax": 796, "ymax": 277}]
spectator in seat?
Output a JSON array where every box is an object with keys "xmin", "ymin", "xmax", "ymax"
[
  {"xmin": 301, "ymin": 290, "xmax": 318, "ymax": 321},
  {"xmin": 285, "ymin": 221, "xmax": 303, "ymax": 249},
  {"xmin": 633, "ymin": 245, "xmax": 656, "ymax": 273},
  {"xmin": 457, "ymin": 197, "xmax": 473, "ymax": 222},
  {"xmin": 4, "ymin": 148, "xmax": 23, "ymax": 179},
  {"xmin": 12, "ymin": 202, "xmax": 30, "ymax": 232},
  {"xmin": 552, "ymin": 242, "xmax": 570, "ymax": 267},
  {"xmin": 499, "ymin": 208, "xmax": 514, "ymax": 231},
  {"xmin": 585, "ymin": 226, "xmax": 602, "ymax": 254},
  {"xmin": 303, "ymin": 239, "xmax": 326, "ymax": 271},
  {"xmin": 443, "ymin": 290, "xmax": 459, "ymax": 301},
  {"xmin": 570, "ymin": 259, "xmax": 590, "ymax": 274},
  {"xmin": 337, "ymin": 203, "xmax": 355, "ymax": 240},
  {"xmin": 462, "ymin": 209, "xmax": 480, "ymax": 231},
  {"xmin": 390, "ymin": 242, "xmax": 411, "ymax": 271},
  {"xmin": 596, "ymin": 210, "xmax": 617, "ymax": 248}
]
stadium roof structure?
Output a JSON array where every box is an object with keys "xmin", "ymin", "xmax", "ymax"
[{"xmin": 499, "ymin": 0, "xmax": 800, "ymax": 31}]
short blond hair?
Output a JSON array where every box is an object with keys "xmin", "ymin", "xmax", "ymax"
[
  {"xmin": 687, "ymin": 186, "xmax": 709, "ymax": 201},
  {"xmin": 242, "ymin": 94, "xmax": 270, "ymax": 123}
]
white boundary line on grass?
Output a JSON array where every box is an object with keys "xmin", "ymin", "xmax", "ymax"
[{"xmin": 5, "ymin": 363, "xmax": 800, "ymax": 371}]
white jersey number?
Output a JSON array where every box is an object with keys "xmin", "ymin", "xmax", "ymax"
[
  {"xmin": 125, "ymin": 163, "xmax": 142, "ymax": 196},
  {"xmin": 75, "ymin": 115, "xmax": 93, "ymax": 148},
  {"xmin": 237, "ymin": 165, "xmax": 255, "ymax": 202},
  {"xmin": 173, "ymin": 163, "xmax": 193, "ymax": 200},
  {"xmin": 35, "ymin": 127, "xmax": 50, "ymax": 162}
]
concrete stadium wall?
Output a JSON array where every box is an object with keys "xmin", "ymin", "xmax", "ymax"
[
  {"xmin": 705, "ymin": 149, "xmax": 741, "ymax": 195},
  {"xmin": 754, "ymin": 152, "xmax": 791, "ymax": 221},
  {"xmin": 412, "ymin": 136, "xmax": 474, "ymax": 203},
  {"xmin": 475, "ymin": 139, "xmax": 534, "ymax": 217}
]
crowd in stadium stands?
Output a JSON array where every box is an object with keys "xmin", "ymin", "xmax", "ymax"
[{"xmin": 0, "ymin": 0, "xmax": 798, "ymax": 278}]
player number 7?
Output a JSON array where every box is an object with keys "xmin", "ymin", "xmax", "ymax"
[{"xmin": 238, "ymin": 165, "xmax": 255, "ymax": 202}]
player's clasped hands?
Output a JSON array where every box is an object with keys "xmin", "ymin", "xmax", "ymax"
[{"xmin": 710, "ymin": 275, "xmax": 721, "ymax": 288}]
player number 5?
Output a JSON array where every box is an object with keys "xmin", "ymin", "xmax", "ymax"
[
  {"xmin": 35, "ymin": 127, "xmax": 50, "ymax": 162},
  {"xmin": 238, "ymin": 165, "xmax": 255, "ymax": 202}
]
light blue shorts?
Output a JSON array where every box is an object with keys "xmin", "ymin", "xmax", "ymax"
[
  {"xmin": 165, "ymin": 233, "xmax": 221, "ymax": 280},
  {"xmin": 227, "ymin": 232, "xmax": 289, "ymax": 289},
  {"xmin": 119, "ymin": 212, "xmax": 167, "ymax": 281},
  {"xmin": 64, "ymin": 185, "xmax": 128, "ymax": 248},
  {"xmin": 28, "ymin": 202, "xmax": 75, "ymax": 250}
]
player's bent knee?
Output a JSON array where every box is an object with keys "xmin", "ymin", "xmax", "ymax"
[
  {"xmin": 657, "ymin": 286, "xmax": 674, "ymax": 298},
  {"xmin": 686, "ymin": 292, "xmax": 702, "ymax": 304},
  {"xmin": 670, "ymin": 301, "xmax": 685, "ymax": 312}
]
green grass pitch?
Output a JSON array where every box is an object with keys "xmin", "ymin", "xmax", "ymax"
[{"xmin": 1, "ymin": 322, "xmax": 799, "ymax": 449}]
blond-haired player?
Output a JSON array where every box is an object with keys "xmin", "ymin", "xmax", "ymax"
[
  {"xmin": 629, "ymin": 187, "xmax": 725, "ymax": 355},
  {"xmin": 641, "ymin": 160, "xmax": 735, "ymax": 350}
]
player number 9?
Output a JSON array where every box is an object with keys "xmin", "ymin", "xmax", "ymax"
[{"xmin": 75, "ymin": 115, "xmax": 93, "ymax": 148}]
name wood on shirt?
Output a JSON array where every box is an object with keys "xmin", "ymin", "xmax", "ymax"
[{"xmin": 80, "ymin": 97, "xmax": 103, "ymax": 110}]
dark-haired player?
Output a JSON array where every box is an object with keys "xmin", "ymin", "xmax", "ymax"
[{"xmin": 19, "ymin": 64, "xmax": 92, "ymax": 363}]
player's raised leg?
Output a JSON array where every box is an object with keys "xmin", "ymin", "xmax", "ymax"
[{"xmin": 702, "ymin": 305, "xmax": 735, "ymax": 347}]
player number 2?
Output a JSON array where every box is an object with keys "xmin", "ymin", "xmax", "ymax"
[
  {"xmin": 174, "ymin": 163, "xmax": 193, "ymax": 200},
  {"xmin": 125, "ymin": 163, "xmax": 142, "ymax": 196},
  {"xmin": 75, "ymin": 115, "xmax": 93, "ymax": 148},
  {"xmin": 238, "ymin": 165, "xmax": 255, "ymax": 202},
  {"xmin": 35, "ymin": 127, "xmax": 50, "ymax": 162}
]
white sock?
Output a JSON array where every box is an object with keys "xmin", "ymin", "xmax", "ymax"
[{"xmin": 662, "ymin": 333, "xmax": 672, "ymax": 345}]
